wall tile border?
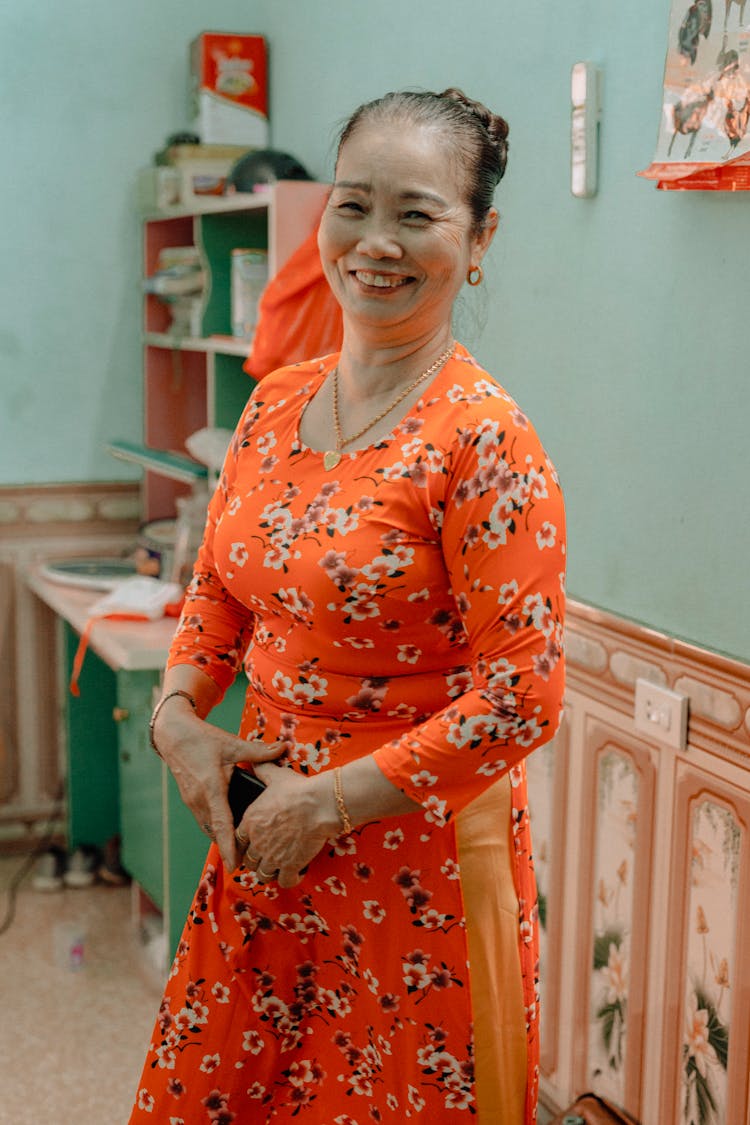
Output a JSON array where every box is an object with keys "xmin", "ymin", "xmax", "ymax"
[
  {"xmin": 0, "ymin": 482, "xmax": 140, "ymax": 538},
  {"xmin": 566, "ymin": 600, "xmax": 750, "ymax": 767}
]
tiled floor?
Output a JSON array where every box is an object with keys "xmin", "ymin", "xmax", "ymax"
[
  {"xmin": 0, "ymin": 855, "xmax": 161, "ymax": 1124},
  {"xmin": 1, "ymin": 854, "xmax": 558, "ymax": 1123}
]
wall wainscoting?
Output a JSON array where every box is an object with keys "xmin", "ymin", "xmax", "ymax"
[
  {"xmin": 531, "ymin": 599, "xmax": 750, "ymax": 1124},
  {"xmin": 0, "ymin": 483, "xmax": 139, "ymax": 846},
  {"xmin": 3, "ymin": 494, "xmax": 750, "ymax": 1125}
]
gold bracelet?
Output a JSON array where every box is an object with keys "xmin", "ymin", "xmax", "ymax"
[
  {"xmin": 333, "ymin": 766, "xmax": 353, "ymax": 836},
  {"xmin": 149, "ymin": 689, "xmax": 196, "ymax": 756}
]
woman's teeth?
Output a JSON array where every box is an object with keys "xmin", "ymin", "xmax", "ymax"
[{"xmin": 355, "ymin": 271, "xmax": 409, "ymax": 288}]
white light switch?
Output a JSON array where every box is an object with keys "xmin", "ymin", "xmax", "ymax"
[
  {"xmin": 634, "ymin": 678, "xmax": 689, "ymax": 750},
  {"xmin": 571, "ymin": 61, "xmax": 602, "ymax": 198}
]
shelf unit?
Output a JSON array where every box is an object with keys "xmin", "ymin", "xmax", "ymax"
[
  {"xmin": 138, "ymin": 180, "xmax": 329, "ymax": 521},
  {"xmin": 96, "ymin": 180, "xmax": 330, "ymax": 957}
]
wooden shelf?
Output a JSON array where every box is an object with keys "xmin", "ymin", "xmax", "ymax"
[
  {"xmin": 135, "ymin": 179, "xmax": 329, "ymax": 522},
  {"xmin": 144, "ymin": 332, "xmax": 252, "ymax": 357},
  {"xmin": 106, "ymin": 440, "xmax": 208, "ymax": 484},
  {"xmin": 139, "ymin": 190, "xmax": 272, "ymax": 222}
]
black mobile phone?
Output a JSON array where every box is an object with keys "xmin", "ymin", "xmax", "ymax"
[{"xmin": 227, "ymin": 766, "xmax": 267, "ymax": 827}]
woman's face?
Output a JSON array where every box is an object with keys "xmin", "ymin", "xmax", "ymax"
[{"xmin": 318, "ymin": 119, "xmax": 496, "ymax": 343}]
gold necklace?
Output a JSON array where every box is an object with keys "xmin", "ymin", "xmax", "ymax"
[{"xmin": 323, "ymin": 342, "xmax": 455, "ymax": 471}]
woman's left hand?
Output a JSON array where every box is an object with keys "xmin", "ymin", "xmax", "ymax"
[{"xmin": 234, "ymin": 763, "xmax": 341, "ymax": 888}]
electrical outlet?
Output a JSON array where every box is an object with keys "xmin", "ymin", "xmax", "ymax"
[{"xmin": 634, "ymin": 678, "xmax": 688, "ymax": 750}]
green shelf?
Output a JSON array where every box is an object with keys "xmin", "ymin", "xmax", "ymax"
[{"xmin": 199, "ymin": 211, "xmax": 268, "ymax": 337}]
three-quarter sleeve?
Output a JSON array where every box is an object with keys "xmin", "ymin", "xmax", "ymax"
[
  {"xmin": 373, "ymin": 392, "xmax": 566, "ymax": 821},
  {"xmin": 166, "ymin": 398, "xmax": 260, "ymax": 697}
]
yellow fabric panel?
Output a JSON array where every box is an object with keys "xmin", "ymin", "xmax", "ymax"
[{"xmin": 457, "ymin": 776, "xmax": 528, "ymax": 1125}]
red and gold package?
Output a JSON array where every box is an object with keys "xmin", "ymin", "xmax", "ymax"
[{"xmin": 190, "ymin": 32, "xmax": 269, "ymax": 147}]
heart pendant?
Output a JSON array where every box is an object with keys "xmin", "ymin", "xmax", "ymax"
[{"xmin": 323, "ymin": 450, "xmax": 342, "ymax": 471}]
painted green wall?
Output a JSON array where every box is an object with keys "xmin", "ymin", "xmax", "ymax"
[
  {"xmin": 250, "ymin": 0, "xmax": 749, "ymax": 663},
  {"xmin": 0, "ymin": 0, "xmax": 250, "ymax": 485},
  {"xmin": 1, "ymin": 0, "xmax": 747, "ymax": 662}
]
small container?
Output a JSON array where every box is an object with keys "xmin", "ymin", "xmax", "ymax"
[
  {"xmin": 134, "ymin": 518, "xmax": 178, "ymax": 579},
  {"xmin": 53, "ymin": 921, "xmax": 87, "ymax": 970},
  {"xmin": 231, "ymin": 248, "xmax": 268, "ymax": 339}
]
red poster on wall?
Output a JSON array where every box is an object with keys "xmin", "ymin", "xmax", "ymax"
[{"xmin": 639, "ymin": 1, "xmax": 750, "ymax": 189}]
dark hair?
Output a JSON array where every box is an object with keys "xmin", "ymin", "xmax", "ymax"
[{"xmin": 336, "ymin": 88, "xmax": 509, "ymax": 232}]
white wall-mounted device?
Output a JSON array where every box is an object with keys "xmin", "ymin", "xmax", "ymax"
[
  {"xmin": 571, "ymin": 61, "xmax": 602, "ymax": 198},
  {"xmin": 634, "ymin": 677, "xmax": 689, "ymax": 751}
]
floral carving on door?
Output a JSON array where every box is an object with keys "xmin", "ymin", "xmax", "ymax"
[
  {"xmin": 588, "ymin": 749, "xmax": 638, "ymax": 1103},
  {"xmin": 680, "ymin": 799, "xmax": 738, "ymax": 1125}
]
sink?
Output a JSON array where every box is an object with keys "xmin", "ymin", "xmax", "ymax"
[{"xmin": 39, "ymin": 557, "xmax": 137, "ymax": 591}]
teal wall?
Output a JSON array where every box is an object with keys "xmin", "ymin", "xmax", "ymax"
[
  {"xmin": 250, "ymin": 0, "xmax": 749, "ymax": 664},
  {"xmin": 1, "ymin": 0, "xmax": 748, "ymax": 662},
  {"xmin": 0, "ymin": 0, "xmax": 249, "ymax": 485}
]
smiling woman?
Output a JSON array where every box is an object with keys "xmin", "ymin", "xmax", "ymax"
[
  {"xmin": 130, "ymin": 88, "xmax": 564, "ymax": 1125},
  {"xmin": 316, "ymin": 92, "xmax": 500, "ymax": 365}
]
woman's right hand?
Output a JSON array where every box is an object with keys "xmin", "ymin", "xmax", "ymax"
[{"xmin": 152, "ymin": 694, "xmax": 283, "ymax": 871}]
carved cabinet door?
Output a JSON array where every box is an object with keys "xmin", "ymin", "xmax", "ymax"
[{"xmin": 658, "ymin": 758, "xmax": 750, "ymax": 1125}]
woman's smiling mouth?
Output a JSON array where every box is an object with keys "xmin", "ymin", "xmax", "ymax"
[{"xmin": 353, "ymin": 269, "xmax": 413, "ymax": 289}]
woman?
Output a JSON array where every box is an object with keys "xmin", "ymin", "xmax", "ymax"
[{"xmin": 131, "ymin": 88, "xmax": 565, "ymax": 1124}]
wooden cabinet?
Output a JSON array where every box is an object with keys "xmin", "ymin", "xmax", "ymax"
[
  {"xmin": 131, "ymin": 182, "xmax": 329, "ymax": 522},
  {"xmin": 528, "ymin": 601, "xmax": 750, "ymax": 1125},
  {"xmin": 115, "ymin": 669, "xmax": 162, "ymax": 906},
  {"xmin": 529, "ymin": 702, "xmax": 658, "ymax": 1113},
  {"xmin": 64, "ymin": 621, "xmax": 121, "ymax": 852},
  {"xmin": 115, "ymin": 670, "xmax": 249, "ymax": 957},
  {"xmin": 53, "ymin": 595, "xmax": 247, "ymax": 961},
  {"xmin": 24, "ymin": 184, "xmax": 333, "ymax": 965},
  {"xmin": 162, "ymin": 680, "xmax": 246, "ymax": 955},
  {"xmin": 119, "ymin": 183, "xmax": 330, "ymax": 950},
  {"xmin": 657, "ymin": 753, "xmax": 750, "ymax": 1125}
]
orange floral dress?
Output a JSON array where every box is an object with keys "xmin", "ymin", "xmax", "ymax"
[{"xmin": 130, "ymin": 344, "xmax": 565, "ymax": 1124}]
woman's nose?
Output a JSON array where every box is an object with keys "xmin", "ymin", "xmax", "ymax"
[{"xmin": 355, "ymin": 218, "xmax": 403, "ymax": 260}]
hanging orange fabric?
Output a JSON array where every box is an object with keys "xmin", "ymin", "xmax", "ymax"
[
  {"xmin": 243, "ymin": 225, "xmax": 343, "ymax": 380},
  {"xmin": 68, "ymin": 613, "xmax": 151, "ymax": 696},
  {"xmin": 68, "ymin": 601, "xmax": 184, "ymax": 696}
]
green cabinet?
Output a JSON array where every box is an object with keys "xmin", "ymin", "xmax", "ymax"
[
  {"xmin": 53, "ymin": 182, "xmax": 330, "ymax": 962},
  {"xmin": 62, "ymin": 621, "xmax": 248, "ymax": 957},
  {"xmin": 115, "ymin": 669, "xmax": 162, "ymax": 907},
  {"xmin": 64, "ymin": 623, "xmax": 120, "ymax": 851},
  {"xmin": 164, "ymin": 677, "xmax": 247, "ymax": 954}
]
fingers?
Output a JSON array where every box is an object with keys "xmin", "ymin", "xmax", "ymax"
[
  {"xmin": 277, "ymin": 866, "xmax": 303, "ymax": 889},
  {"xmin": 233, "ymin": 825, "xmax": 288, "ymax": 885},
  {"xmin": 234, "ymin": 824, "xmax": 260, "ymax": 868},
  {"xmin": 223, "ymin": 738, "xmax": 285, "ymax": 766},
  {"xmin": 228, "ymin": 766, "xmax": 324, "ymax": 885},
  {"xmin": 252, "ymin": 761, "xmax": 282, "ymax": 785},
  {"xmin": 203, "ymin": 795, "xmax": 237, "ymax": 871}
]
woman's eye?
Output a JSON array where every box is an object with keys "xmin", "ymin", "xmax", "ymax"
[
  {"xmin": 403, "ymin": 210, "xmax": 431, "ymax": 223},
  {"xmin": 337, "ymin": 200, "xmax": 365, "ymax": 214}
]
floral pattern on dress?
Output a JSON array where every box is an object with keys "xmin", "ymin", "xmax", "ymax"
[{"xmin": 130, "ymin": 345, "xmax": 565, "ymax": 1124}]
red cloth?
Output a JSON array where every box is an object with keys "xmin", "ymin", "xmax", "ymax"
[{"xmin": 243, "ymin": 226, "xmax": 343, "ymax": 380}]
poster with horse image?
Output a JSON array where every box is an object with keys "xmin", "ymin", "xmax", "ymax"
[{"xmin": 640, "ymin": 0, "xmax": 750, "ymax": 187}]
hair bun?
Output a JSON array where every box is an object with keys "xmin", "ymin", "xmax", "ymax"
[
  {"xmin": 439, "ymin": 87, "xmax": 509, "ymax": 179},
  {"xmin": 440, "ymin": 88, "xmax": 509, "ymax": 144},
  {"xmin": 487, "ymin": 113, "xmax": 509, "ymax": 146}
]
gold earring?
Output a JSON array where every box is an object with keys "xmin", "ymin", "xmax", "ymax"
[{"xmin": 467, "ymin": 264, "xmax": 483, "ymax": 286}]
